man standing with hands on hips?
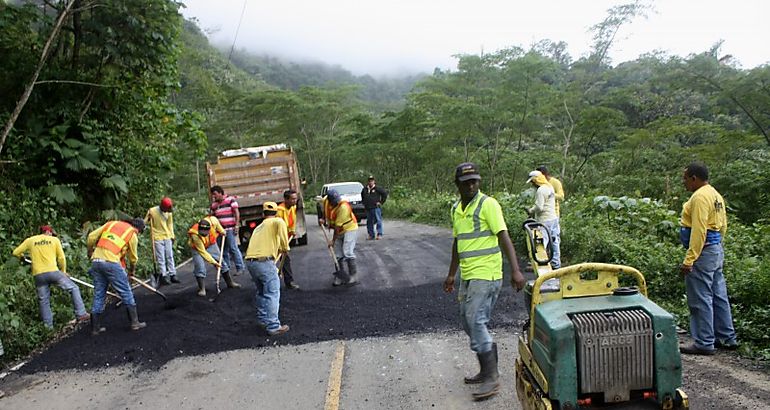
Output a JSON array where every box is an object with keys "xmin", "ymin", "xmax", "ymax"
[
  {"xmin": 679, "ymin": 162, "xmax": 738, "ymax": 355},
  {"xmin": 444, "ymin": 162, "xmax": 526, "ymax": 401}
]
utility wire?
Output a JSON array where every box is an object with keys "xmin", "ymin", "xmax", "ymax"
[{"xmin": 227, "ymin": 0, "xmax": 249, "ymax": 64}]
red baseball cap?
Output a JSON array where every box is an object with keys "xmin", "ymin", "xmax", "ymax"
[{"xmin": 40, "ymin": 225, "xmax": 57, "ymax": 235}]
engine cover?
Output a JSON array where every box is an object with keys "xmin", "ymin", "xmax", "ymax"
[{"xmin": 571, "ymin": 309, "xmax": 654, "ymax": 402}]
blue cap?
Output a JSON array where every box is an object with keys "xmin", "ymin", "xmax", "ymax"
[{"xmin": 327, "ymin": 189, "xmax": 341, "ymax": 204}]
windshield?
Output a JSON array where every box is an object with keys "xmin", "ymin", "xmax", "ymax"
[{"xmin": 329, "ymin": 183, "xmax": 363, "ymax": 195}]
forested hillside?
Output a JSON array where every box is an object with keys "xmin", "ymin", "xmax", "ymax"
[{"xmin": 1, "ymin": 0, "xmax": 768, "ymax": 364}]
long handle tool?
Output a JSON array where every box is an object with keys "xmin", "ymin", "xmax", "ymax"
[
  {"xmin": 209, "ymin": 234, "xmax": 227, "ymax": 302},
  {"xmin": 130, "ymin": 275, "xmax": 167, "ymax": 301},
  {"xmin": 70, "ymin": 276, "xmax": 122, "ymax": 300},
  {"xmin": 320, "ymin": 225, "xmax": 349, "ymax": 282}
]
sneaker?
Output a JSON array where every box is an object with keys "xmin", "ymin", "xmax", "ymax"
[
  {"xmin": 170, "ymin": 275, "xmax": 181, "ymax": 284},
  {"xmin": 267, "ymin": 324, "xmax": 289, "ymax": 336},
  {"xmin": 680, "ymin": 343, "xmax": 715, "ymax": 355},
  {"xmin": 77, "ymin": 314, "xmax": 91, "ymax": 323},
  {"xmin": 286, "ymin": 282, "xmax": 300, "ymax": 290},
  {"xmin": 367, "ymin": 236, "xmax": 375, "ymax": 240},
  {"xmin": 376, "ymin": 235, "xmax": 382, "ymax": 240},
  {"xmin": 715, "ymin": 340, "xmax": 739, "ymax": 350},
  {"xmin": 332, "ymin": 277, "xmax": 343, "ymax": 287}
]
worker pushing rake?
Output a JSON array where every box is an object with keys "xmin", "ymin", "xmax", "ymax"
[{"xmin": 187, "ymin": 216, "xmax": 241, "ymax": 299}]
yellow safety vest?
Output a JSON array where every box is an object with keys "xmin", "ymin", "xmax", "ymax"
[{"xmin": 452, "ymin": 194, "xmax": 503, "ymax": 281}]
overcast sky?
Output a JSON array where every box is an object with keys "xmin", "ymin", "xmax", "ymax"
[{"xmin": 180, "ymin": 0, "xmax": 769, "ymax": 77}]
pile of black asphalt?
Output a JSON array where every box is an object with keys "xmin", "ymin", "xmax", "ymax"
[{"xmin": 21, "ymin": 227, "xmax": 529, "ymax": 373}]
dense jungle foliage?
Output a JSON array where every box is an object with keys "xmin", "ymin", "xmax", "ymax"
[{"xmin": 1, "ymin": 0, "xmax": 768, "ymax": 364}]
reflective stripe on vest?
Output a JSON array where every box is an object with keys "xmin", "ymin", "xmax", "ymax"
[
  {"xmin": 326, "ymin": 200, "xmax": 357, "ymax": 230},
  {"xmin": 453, "ymin": 195, "xmax": 500, "ymax": 260},
  {"xmin": 96, "ymin": 221, "xmax": 136, "ymax": 258},
  {"xmin": 188, "ymin": 218, "xmax": 219, "ymax": 248}
]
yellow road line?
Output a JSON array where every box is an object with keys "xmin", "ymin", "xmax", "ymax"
[{"xmin": 324, "ymin": 341, "xmax": 346, "ymax": 410}]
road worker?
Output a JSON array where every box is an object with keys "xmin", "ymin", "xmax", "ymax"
[
  {"xmin": 244, "ymin": 201, "xmax": 290, "ymax": 336},
  {"xmin": 144, "ymin": 196, "xmax": 179, "ymax": 285},
  {"xmin": 210, "ymin": 185, "xmax": 246, "ymax": 275},
  {"xmin": 527, "ymin": 170, "xmax": 561, "ymax": 269},
  {"xmin": 86, "ymin": 218, "xmax": 147, "ymax": 334},
  {"xmin": 318, "ymin": 189, "xmax": 359, "ymax": 286},
  {"xmin": 277, "ymin": 189, "xmax": 300, "ymax": 290},
  {"xmin": 679, "ymin": 162, "xmax": 738, "ymax": 355},
  {"xmin": 188, "ymin": 216, "xmax": 241, "ymax": 296},
  {"xmin": 13, "ymin": 225, "xmax": 88, "ymax": 329},
  {"xmin": 443, "ymin": 162, "xmax": 525, "ymax": 401}
]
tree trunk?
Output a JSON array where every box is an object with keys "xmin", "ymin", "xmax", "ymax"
[{"xmin": 0, "ymin": 0, "xmax": 76, "ymax": 158}]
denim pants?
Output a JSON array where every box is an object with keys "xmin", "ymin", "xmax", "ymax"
[
  {"xmin": 153, "ymin": 238, "xmax": 176, "ymax": 277},
  {"xmin": 220, "ymin": 228, "xmax": 245, "ymax": 272},
  {"xmin": 193, "ymin": 243, "xmax": 229, "ymax": 278},
  {"xmin": 366, "ymin": 207, "xmax": 383, "ymax": 238},
  {"xmin": 334, "ymin": 230, "xmax": 357, "ymax": 260},
  {"xmin": 89, "ymin": 261, "xmax": 136, "ymax": 313},
  {"xmin": 542, "ymin": 218, "xmax": 561, "ymax": 269},
  {"xmin": 685, "ymin": 244, "xmax": 737, "ymax": 349},
  {"xmin": 459, "ymin": 278, "xmax": 503, "ymax": 353},
  {"xmin": 247, "ymin": 260, "xmax": 282, "ymax": 332},
  {"xmin": 34, "ymin": 271, "xmax": 87, "ymax": 328}
]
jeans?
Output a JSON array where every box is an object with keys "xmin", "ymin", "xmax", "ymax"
[
  {"xmin": 685, "ymin": 244, "xmax": 737, "ymax": 349},
  {"xmin": 366, "ymin": 207, "xmax": 383, "ymax": 238},
  {"xmin": 153, "ymin": 239, "xmax": 176, "ymax": 277},
  {"xmin": 220, "ymin": 228, "xmax": 244, "ymax": 272},
  {"xmin": 89, "ymin": 261, "xmax": 136, "ymax": 313},
  {"xmin": 247, "ymin": 260, "xmax": 282, "ymax": 332},
  {"xmin": 34, "ymin": 271, "xmax": 87, "ymax": 328},
  {"xmin": 459, "ymin": 278, "xmax": 502, "ymax": 353},
  {"xmin": 334, "ymin": 230, "xmax": 357, "ymax": 260},
  {"xmin": 193, "ymin": 243, "xmax": 229, "ymax": 278},
  {"xmin": 542, "ymin": 218, "xmax": 561, "ymax": 269}
]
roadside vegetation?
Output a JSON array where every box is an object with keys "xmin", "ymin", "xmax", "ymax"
[{"xmin": 1, "ymin": 1, "xmax": 768, "ymax": 364}]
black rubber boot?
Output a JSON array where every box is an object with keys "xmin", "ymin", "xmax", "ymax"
[
  {"xmin": 223, "ymin": 271, "xmax": 241, "ymax": 288},
  {"xmin": 346, "ymin": 258, "xmax": 359, "ymax": 284},
  {"xmin": 465, "ymin": 343, "xmax": 497, "ymax": 384},
  {"xmin": 333, "ymin": 258, "xmax": 349, "ymax": 285},
  {"xmin": 472, "ymin": 348, "xmax": 500, "ymax": 401},
  {"xmin": 90, "ymin": 313, "xmax": 106, "ymax": 336},
  {"xmin": 159, "ymin": 276, "xmax": 171, "ymax": 286},
  {"xmin": 170, "ymin": 275, "xmax": 181, "ymax": 284},
  {"xmin": 127, "ymin": 306, "xmax": 146, "ymax": 331},
  {"xmin": 196, "ymin": 277, "xmax": 206, "ymax": 296}
]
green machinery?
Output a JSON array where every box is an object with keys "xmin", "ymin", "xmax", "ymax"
[{"xmin": 515, "ymin": 220, "xmax": 689, "ymax": 410}]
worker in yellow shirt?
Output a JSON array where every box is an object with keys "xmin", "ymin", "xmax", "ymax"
[
  {"xmin": 188, "ymin": 216, "xmax": 240, "ymax": 297},
  {"xmin": 244, "ymin": 202, "xmax": 290, "ymax": 336},
  {"xmin": 318, "ymin": 189, "xmax": 359, "ymax": 286},
  {"xmin": 276, "ymin": 189, "xmax": 300, "ymax": 290},
  {"xmin": 145, "ymin": 197, "xmax": 178, "ymax": 285},
  {"xmin": 13, "ymin": 225, "xmax": 88, "ymax": 329},
  {"xmin": 86, "ymin": 218, "xmax": 147, "ymax": 335},
  {"xmin": 678, "ymin": 162, "xmax": 737, "ymax": 355}
]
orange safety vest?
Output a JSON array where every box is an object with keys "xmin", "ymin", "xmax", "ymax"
[
  {"xmin": 96, "ymin": 221, "xmax": 137, "ymax": 264},
  {"xmin": 188, "ymin": 218, "xmax": 219, "ymax": 248},
  {"xmin": 325, "ymin": 200, "xmax": 357, "ymax": 233}
]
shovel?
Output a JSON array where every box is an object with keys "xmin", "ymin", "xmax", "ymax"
[
  {"xmin": 70, "ymin": 276, "xmax": 122, "ymax": 300},
  {"xmin": 209, "ymin": 234, "xmax": 227, "ymax": 302},
  {"xmin": 320, "ymin": 225, "xmax": 349, "ymax": 282},
  {"xmin": 130, "ymin": 275, "xmax": 167, "ymax": 301}
]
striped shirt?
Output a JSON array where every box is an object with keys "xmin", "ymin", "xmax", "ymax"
[{"xmin": 211, "ymin": 196, "xmax": 239, "ymax": 228}]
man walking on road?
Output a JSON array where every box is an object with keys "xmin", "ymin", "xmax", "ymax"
[
  {"xmin": 679, "ymin": 162, "xmax": 738, "ymax": 355},
  {"xmin": 86, "ymin": 218, "xmax": 147, "ymax": 334},
  {"xmin": 145, "ymin": 197, "xmax": 179, "ymax": 285},
  {"xmin": 210, "ymin": 185, "xmax": 246, "ymax": 275},
  {"xmin": 361, "ymin": 175, "xmax": 388, "ymax": 240},
  {"xmin": 277, "ymin": 189, "xmax": 300, "ymax": 290},
  {"xmin": 188, "ymin": 216, "xmax": 240, "ymax": 297},
  {"xmin": 13, "ymin": 225, "xmax": 88, "ymax": 328},
  {"xmin": 319, "ymin": 189, "xmax": 359, "ymax": 286},
  {"xmin": 527, "ymin": 170, "xmax": 561, "ymax": 269},
  {"xmin": 244, "ymin": 202, "xmax": 290, "ymax": 336},
  {"xmin": 443, "ymin": 162, "xmax": 526, "ymax": 401}
]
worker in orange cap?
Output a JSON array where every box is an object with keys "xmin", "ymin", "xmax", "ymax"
[{"xmin": 145, "ymin": 197, "xmax": 178, "ymax": 285}]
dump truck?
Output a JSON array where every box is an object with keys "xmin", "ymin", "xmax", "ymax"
[
  {"xmin": 206, "ymin": 144, "xmax": 307, "ymax": 248},
  {"xmin": 516, "ymin": 220, "xmax": 688, "ymax": 410}
]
